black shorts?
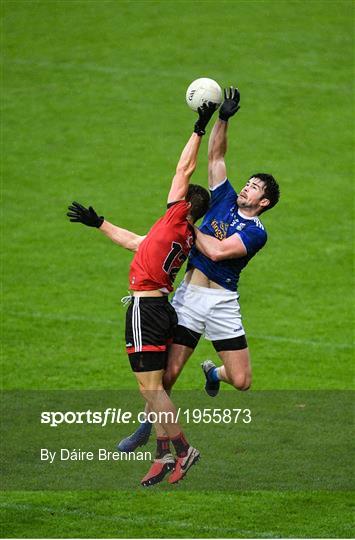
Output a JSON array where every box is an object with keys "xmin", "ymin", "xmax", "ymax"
[
  {"xmin": 125, "ymin": 296, "xmax": 178, "ymax": 372},
  {"xmin": 173, "ymin": 324, "xmax": 248, "ymax": 352}
]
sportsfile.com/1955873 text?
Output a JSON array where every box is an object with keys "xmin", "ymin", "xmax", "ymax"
[{"xmin": 40, "ymin": 407, "xmax": 252, "ymax": 427}]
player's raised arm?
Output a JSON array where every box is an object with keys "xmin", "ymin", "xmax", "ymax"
[
  {"xmin": 67, "ymin": 201, "xmax": 145, "ymax": 252},
  {"xmin": 167, "ymin": 102, "xmax": 216, "ymax": 204},
  {"xmin": 208, "ymin": 87, "xmax": 240, "ymax": 189}
]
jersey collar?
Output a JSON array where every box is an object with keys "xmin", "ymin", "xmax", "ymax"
[{"xmin": 237, "ymin": 208, "xmax": 257, "ymax": 221}]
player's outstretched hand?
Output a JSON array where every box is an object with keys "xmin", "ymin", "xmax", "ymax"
[
  {"xmin": 219, "ymin": 87, "xmax": 240, "ymax": 121},
  {"xmin": 194, "ymin": 101, "xmax": 218, "ymax": 136},
  {"xmin": 67, "ymin": 201, "xmax": 104, "ymax": 228}
]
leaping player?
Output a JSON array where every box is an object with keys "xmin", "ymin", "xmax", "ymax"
[
  {"xmin": 67, "ymin": 102, "xmax": 216, "ymax": 486},
  {"xmin": 117, "ymin": 86, "xmax": 281, "ymax": 454}
]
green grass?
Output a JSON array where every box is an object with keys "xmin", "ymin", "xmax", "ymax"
[
  {"xmin": 1, "ymin": 0, "xmax": 354, "ymax": 537},
  {"xmin": 2, "ymin": 491, "xmax": 354, "ymax": 538}
]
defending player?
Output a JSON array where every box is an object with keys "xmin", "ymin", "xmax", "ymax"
[
  {"xmin": 67, "ymin": 102, "xmax": 216, "ymax": 486},
  {"xmin": 118, "ymin": 86, "xmax": 280, "ymax": 451},
  {"xmin": 171, "ymin": 87, "xmax": 280, "ymax": 397}
]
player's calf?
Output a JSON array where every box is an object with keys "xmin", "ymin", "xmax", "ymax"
[{"xmin": 217, "ymin": 346, "xmax": 252, "ymax": 391}]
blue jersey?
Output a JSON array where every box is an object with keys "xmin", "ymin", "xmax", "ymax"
[{"xmin": 188, "ymin": 179, "xmax": 267, "ymax": 291}]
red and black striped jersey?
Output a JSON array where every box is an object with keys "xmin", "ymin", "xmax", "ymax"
[{"xmin": 129, "ymin": 200, "xmax": 194, "ymax": 293}]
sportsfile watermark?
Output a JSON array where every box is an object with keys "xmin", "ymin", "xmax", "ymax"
[
  {"xmin": 40, "ymin": 407, "xmax": 252, "ymax": 427},
  {"xmin": 1, "ymin": 390, "xmax": 353, "ymax": 491}
]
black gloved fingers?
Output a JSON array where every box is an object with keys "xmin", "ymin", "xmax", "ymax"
[
  {"xmin": 223, "ymin": 86, "xmax": 239, "ymax": 102},
  {"xmin": 71, "ymin": 201, "xmax": 87, "ymax": 211},
  {"xmin": 194, "ymin": 99, "xmax": 218, "ymax": 135},
  {"xmin": 67, "ymin": 205, "xmax": 84, "ymax": 214},
  {"xmin": 224, "ymin": 87, "xmax": 232, "ymax": 100},
  {"xmin": 66, "ymin": 211, "xmax": 79, "ymax": 218},
  {"xmin": 233, "ymin": 87, "xmax": 240, "ymax": 102},
  {"xmin": 198, "ymin": 100, "xmax": 217, "ymax": 114},
  {"xmin": 197, "ymin": 103, "xmax": 207, "ymax": 116},
  {"xmin": 206, "ymin": 101, "xmax": 217, "ymax": 112},
  {"xmin": 197, "ymin": 101, "xmax": 217, "ymax": 118}
]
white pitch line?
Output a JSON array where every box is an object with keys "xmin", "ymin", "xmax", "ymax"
[{"xmin": 5, "ymin": 310, "xmax": 353, "ymax": 350}]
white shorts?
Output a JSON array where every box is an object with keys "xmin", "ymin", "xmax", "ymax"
[{"xmin": 171, "ymin": 280, "xmax": 245, "ymax": 342}]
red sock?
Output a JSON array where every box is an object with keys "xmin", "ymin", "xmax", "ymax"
[
  {"xmin": 170, "ymin": 432, "xmax": 189, "ymax": 457},
  {"xmin": 156, "ymin": 436, "xmax": 170, "ymax": 459}
]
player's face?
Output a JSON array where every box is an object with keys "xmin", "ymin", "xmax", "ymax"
[{"xmin": 237, "ymin": 177, "xmax": 269, "ymax": 212}]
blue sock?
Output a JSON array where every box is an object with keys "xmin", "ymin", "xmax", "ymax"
[{"xmin": 210, "ymin": 367, "xmax": 220, "ymax": 382}]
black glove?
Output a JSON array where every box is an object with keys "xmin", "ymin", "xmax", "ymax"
[
  {"xmin": 219, "ymin": 86, "xmax": 240, "ymax": 121},
  {"xmin": 67, "ymin": 201, "xmax": 104, "ymax": 228},
  {"xmin": 194, "ymin": 101, "xmax": 217, "ymax": 136}
]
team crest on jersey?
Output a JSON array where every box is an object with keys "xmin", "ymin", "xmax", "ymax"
[
  {"xmin": 211, "ymin": 219, "xmax": 229, "ymax": 240},
  {"xmin": 229, "ymin": 212, "xmax": 247, "ymax": 230}
]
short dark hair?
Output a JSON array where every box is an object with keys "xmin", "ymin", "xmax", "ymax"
[
  {"xmin": 250, "ymin": 173, "xmax": 280, "ymax": 214},
  {"xmin": 186, "ymin": 184, "xmax": 210, "ymax": 222}
]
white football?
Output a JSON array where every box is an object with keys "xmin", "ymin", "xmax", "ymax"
[{"xmin": 186, "ymin": 78, "xmax": 223, "ymax": 112}]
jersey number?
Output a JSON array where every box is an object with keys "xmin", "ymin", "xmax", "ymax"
[{"xmin": 163, "ymin": 242, "xmax": 187, "ymax": 281}]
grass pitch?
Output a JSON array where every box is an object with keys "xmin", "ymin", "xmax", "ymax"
[{"xmin": 1, "ymin": 0, "xmax": 354, "ymax": 537}]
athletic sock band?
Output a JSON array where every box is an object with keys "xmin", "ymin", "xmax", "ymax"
[
  {"xmin": 171, "ymin": 432, "xmax": 189, "ymax": 457},
  {"xmin": 210, "ymin": 367, "xmax": 220, "ymax": 382},
  {"xmin": 156, "ymin": 436, "xmax": 171, "ymax": 459}
]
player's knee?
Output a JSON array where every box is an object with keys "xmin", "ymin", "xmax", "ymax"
[
  {"xmin": 230, "ymin": 372, "xmax": 251, "ymax": 391},
  {"xmin": 138, "ymin": 382, "xmax": 164, "ymax": 402},
  {"xmin": 163, "ymin": 366, "xmax": 180, "ymax": 391}
]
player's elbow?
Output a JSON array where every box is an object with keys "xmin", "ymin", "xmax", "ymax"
[
  {"xmin": 208, "ymin": 247, "xmax": 223, "ymax": 262},
  {"xmin": 197, "ymin": 241, "xmax": 222, "ymax": 262},
  {"xmin": 209, "ymin": 252, "xmax": 219, "ymax": 262},
  {"xmin": 208, "ymin": 150, "xmax": 218, "ymax": 162},
  {"xmin": 176, "ymin": 161, "xmax": 195, "ymax": 178},
  {"xmin": 126, "ymin": 235, "xmax": 144, "ymax": 252},
  {"xmin": 126, "ymin": 242, "xmax": 138, "ymax": 252},
  {"xmin": 212, "ymin": 253, "xmax": 226, "ymax": 262},
  {"xmin": 208, "ymin": 246, "xmax": 241, "ymax": 262},
  {"xmin": 208, "ymin": 151, "xmax": 225, "ymax": 165}
]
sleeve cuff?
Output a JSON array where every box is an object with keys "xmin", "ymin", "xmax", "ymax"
[
  {"xmin": 235, "ymin": 233, "xmax": 247, "ymax": 252},
  {"xmin": 209, "ymin": 177, "xmax": 228, "ymax": 191}
]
